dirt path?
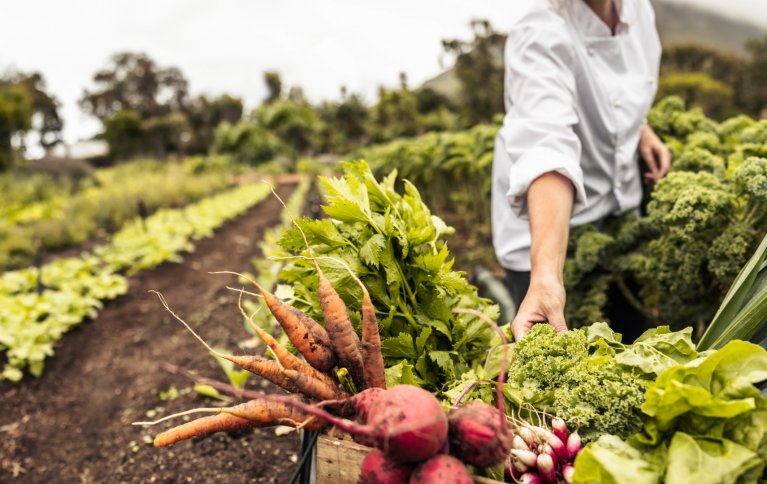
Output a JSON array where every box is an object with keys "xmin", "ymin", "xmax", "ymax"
[{"xmin": 0, "ymin": 183, "xmax": 304, "ymax": 483}]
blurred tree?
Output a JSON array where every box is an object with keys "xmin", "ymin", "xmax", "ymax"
[
  {"xmin": 142, "ymin": 112, "xmax": 192, "ymax": 158},
  {"xmin": 263, "ymin": 71, "xmax": 283, "ymax": 104},
  {"xmin": 80, "ymin": 52, "xmax": 189, "ymax": 120},
  {"xmin": 1, "ymin": 72, "xmax": 63, "ymax": 152},
  {"xmin": 369, "ymin": 73, "xmax": 421, "ymax": 142},
  {"xmin": 254, "ymin": 95, "xmax": 324, "ymax": 154},
  {"xmin": 213, "ymin": 121, "xmax": 286, "ymax": 165},
  {"xmin": 442, "ymin": 19, "xmax": 505, "ymax": 125},
  {"xmin": 416, "ymin": 87, "xmax": 453, "ymax": 115},
  {"xmin": 183, "ymin": 94, "xmax": 243, "ymax": 154},
  {"xmin": 102, "ymin": 110, "xmax": 143, "ymax": 160},
  {"xmin": 316, "ymin": 86, "xmax": 370, "ymax": 152},
  {"xmin": 660, "ymin": 44, "xmax": 745, "ymax": 87},
  {"xmin": 0, "ymin": 85, "xmax": 33, "ymax": 170},
  {"xmin": 743, "ymin": 36, "xmax": 767, "ymax": 117}
]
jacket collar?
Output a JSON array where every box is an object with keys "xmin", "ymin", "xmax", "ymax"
[{"xmin": 568, "ymin": 0, "xmax": 631, "ymax": 37}]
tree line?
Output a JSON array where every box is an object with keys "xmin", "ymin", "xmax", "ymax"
[{"xmin": 1, "ymin": 19, "xmax": 766, "ymax": 170}]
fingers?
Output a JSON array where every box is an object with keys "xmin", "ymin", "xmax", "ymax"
[
  {"xmin": 656, "ymin": 144, "xmax": 672, "ymax": 178},
  {"xmin": 547, "ymin": 310, "xmax": 568, "ymax": 334},
  {"xmin": 511, "ymin": 317, "xmax": 533, "ymax": 342},
  {"xmin": 640, "ymin": 143, "xmax": 660, "ymax": 183}
]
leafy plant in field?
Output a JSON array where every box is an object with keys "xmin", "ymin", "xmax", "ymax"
[
  {"xmin": 565, "ymin": 97, "xmax": 767, "ymax": 332},
  {"xmin": 0, "ymin": 183, "xmax": 272, "ymax": 381},
  {"xmin": 0, "ymin": 158, "xmax": 233, "ymax": 271},
  {"xmin": 274, "ymin": 161, "xmax": 497, "ymax": 390},
  {"xmin": 354, "ymin": 124, "xmax": 497, "ymax": 232}
]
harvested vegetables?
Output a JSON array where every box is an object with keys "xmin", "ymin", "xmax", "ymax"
[
  {"xmin": 131, "ymin": 160, "xmax": 767, "ymax": 483},
  {"xmin": 505, "ymin": 324, "xmax": 647, "ymax": 442}
]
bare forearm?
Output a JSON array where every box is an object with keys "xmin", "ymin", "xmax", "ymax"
[
  {"xmin": 510, "ymin": 171, "xmax": 574, "ymax": 340},
  {"xmin": 527, "ymin": 172, "xmax": 575, "ymax": 283}
]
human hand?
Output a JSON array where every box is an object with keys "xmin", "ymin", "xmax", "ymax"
[
  {"xmin": 639, "ymin": 124, "xmax": 671, "ymax": 183},
  {"xmin": 510, "ymin": 275, "xmax": 568, "ymax": 342}
]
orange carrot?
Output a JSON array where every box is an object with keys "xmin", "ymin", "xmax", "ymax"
[
  {"xmin": 283, "ymin": 369, "xmax": 348, "ymax": 401},
  {"xmin": 243, "ymin": 307, "xmax": 338, "ymax": 390},
  {"xmin": 152, "ymin": 399, "xmax": 323, "ymax": 447},
  {"xmin": 253, "ymin": 281, "xmax": 336, "ymax": 372},
  {"xmin": 227, "ymin": 355, "xmax": 301, "ymax": 393},
  {"xmin": 151, "ymin": 290, "xmax": 302, "ymax": 394},
  {"xmin": 317, "ymin": 270, "xmax": 366, "ymax": 391},
  {"xmin": 360, "ymin": 289, "xmax": 386, "ymax": 389},
  {"xmin": 280, "ymin": 255, "xmax": 387, "ymax": 390}
]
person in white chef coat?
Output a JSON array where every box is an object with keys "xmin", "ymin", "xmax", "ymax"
[{"xmin": 492, "ymin": 0, "xmax": 671, "ymax": 341}]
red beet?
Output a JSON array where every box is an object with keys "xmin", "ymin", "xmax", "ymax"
[
  {"xmin": 359, "ymin": 448, "xmax": 414, "ymax": 484},
  {"xmin": 409, "ymin": 455, "xmax": 473, "ymax": 484},
  {"xmin": 448, "ymin": 400, "xmax": 513, "ymax": 468},
  {"xmin": 257, "ymin": 385, "xmax": 447, "ymax": 463},
  {"xmin": 330, "ymin": 388, "xmax": 385, "ymax": 447},
  {"xmin": 367, "ymin": 385, "xmax": 448, "ymax": 462}
]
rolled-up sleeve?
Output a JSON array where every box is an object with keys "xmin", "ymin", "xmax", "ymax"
[{"xmin": 500, "ymin": 25, "xmax": 587, "ymax": 218}]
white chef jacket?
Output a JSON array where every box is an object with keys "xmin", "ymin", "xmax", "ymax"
[{"xmin": 491, "ymin": 0, "xmax": 661, "ymax": 271}]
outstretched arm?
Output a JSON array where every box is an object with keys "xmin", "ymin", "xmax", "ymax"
[{"xmin": 510, "ymin": 172, "xmax": 574, "ymax": 342}]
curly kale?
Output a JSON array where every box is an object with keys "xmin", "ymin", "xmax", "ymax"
[
  {"xmin": 672, "ymin": 147, "xmax": 726, "ymax": 178},
  {"xmin": 507, "ymin": 325, "xmax": 646, "ymax": 442},
  {"xmin": 707, "ymin": 221, "xmax": 758, "ymax": 284},
  {"xmin": 564, "ymin": 226, "xmax": 618, "ymax": 326},
  {"xmin": 734, "ymin": 156, "xmax": 767, "ymax": 204},
  {"xmin": 564, "ymin": 98, "xmax": 767, "ymax": 332}
]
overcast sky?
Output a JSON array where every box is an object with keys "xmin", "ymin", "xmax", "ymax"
[{"xmin": 2, "ymin": 0, "xmax": 765, "ymax": 148}]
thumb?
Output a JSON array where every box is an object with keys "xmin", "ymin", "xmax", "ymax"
[{"xmin": 548, "ymin": 311, "xmax": 568, "ymax": 334}]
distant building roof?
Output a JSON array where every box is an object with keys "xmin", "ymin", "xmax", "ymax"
[{"xmin": 49, "ymin": 140, "xmax": 108, "ymax": 160}]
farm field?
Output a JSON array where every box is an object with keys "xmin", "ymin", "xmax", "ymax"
[
  {"xmin": 0, "ymin": 182, "xmax": 303, "ymax": 482},
  {"xmin": 4, "ymin": 3, "xmax": 767, "ymax": 482}
]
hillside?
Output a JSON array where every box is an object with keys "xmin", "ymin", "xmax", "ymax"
[
  {"xmin": 653, "ymin": 0, "xmax": 765, "ymax": 54},
  {"xmin": 423, "ymin": 0, "xmax": 765, "ymax": 98}
]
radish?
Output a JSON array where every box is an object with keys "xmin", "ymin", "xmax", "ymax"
[
  {"xmin": 518, "ymin": 426, "xmax": 538, "ymax": 450},
  {"xmin": 536, "ymin": 453, "xmax": 556, "ymax": 483},
  {"xmin": 359, "ymin": 449, "xmax": 414, "ymax": 484},
  {"xmin": 447, "ymin": 401, "xmax": 513, "ymax": 468},
  {"xmin": 510, "ymin": 449, "xmax": 538, "ymax": 468},
  {"xmin": 562, "ymin": 465, "xmax": 575, "ymax": 483},
  {"xmin": 409, "ymin": 455, "xmax": 473, "ymax": 484},
  {"xmin": 529, "ymin": 425, "xmax": 567, "ymax": 464},
  {"xmin": 518, "ymin": 473, "xmax": 543, "ymax": 484},
  {"xmin": 551, "ymin": 417, "xmax": 568, "ymax": 445},
  {"xmin": 337, "ymin": 387, "xmax": 385, "ymax": 421},
  {"xmin": 567, "ymin": 431, "xmax": 582, "ymax": 462},
  {"xmin": 542, "ymin": 443, "xmax": 558, "ymax": 470},
  {"xmin": 513, "ymin": 434, "xmax": 531, "ymax": 451}
]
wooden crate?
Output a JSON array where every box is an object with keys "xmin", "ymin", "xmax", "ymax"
[{"xmin": 315, "ymin": 435, "xmax": 502, "ymax": 484}]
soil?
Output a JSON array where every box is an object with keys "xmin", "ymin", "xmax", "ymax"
[{"xmin": 0, "ymin": 182, "xmax": 307, "ymax": 483}]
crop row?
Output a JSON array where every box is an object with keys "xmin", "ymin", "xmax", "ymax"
[
  {"xmin": 0, "ymin": 182, "xmax": 272, "ymax": 381},
  {"xmin": 0, "ymin": 157, "xmax": 235, "ymax": 271}
]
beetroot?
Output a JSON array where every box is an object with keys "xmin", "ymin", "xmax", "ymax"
[
  {"xmin": 331, "ymin": 388, "xmax": 385, "ymax": 447},
  {"xmin": 257, "ymin": 385, "xmax": 447, "ymax": 463},
  {"xmin": 448, "ymin": 401, "xmax": 512, "ymax": 468},
  {"xmin": 409, "ymin": 455, "xmax": 473, "ymax": 484},
  {"xmin": 367, "ymin": 385, "xmax": 448, "ymax": 462},
  {"xmin": 331, "ymin": 388, "xmax": 385, "ymax": 422},
  {"xmin": 359, "ymin": 448, "xmax": 413, "ymax": 484}
]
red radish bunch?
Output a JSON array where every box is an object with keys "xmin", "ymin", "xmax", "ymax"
[{"xmin": 505, "ymin": 417, "xmax": 583, "ymax": 483}]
